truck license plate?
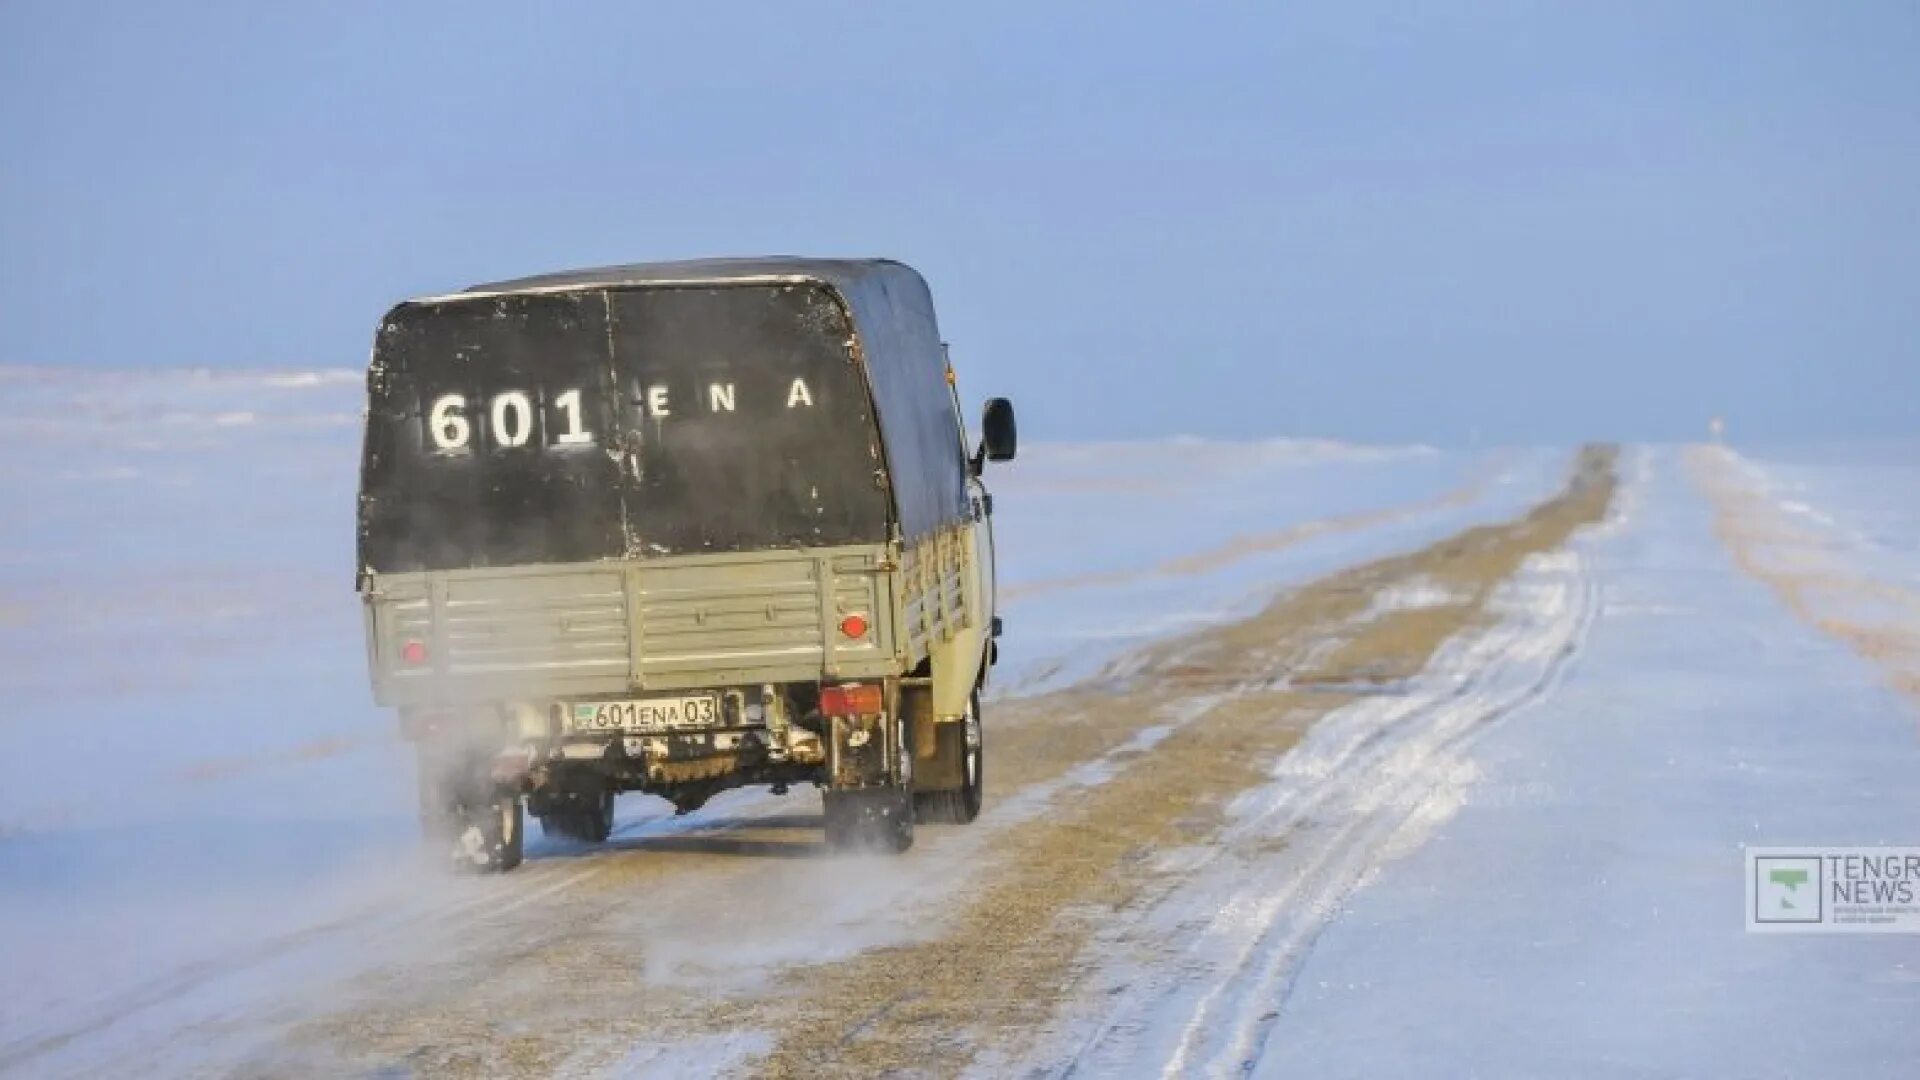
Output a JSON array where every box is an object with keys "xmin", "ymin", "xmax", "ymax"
[{"xmin": 572, "ymin": 695, "xmax": 719, "ymax": 732}]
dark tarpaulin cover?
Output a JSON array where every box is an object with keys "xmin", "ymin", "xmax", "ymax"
[
  {"xmin": 823, "ymin": 262, "xmax": 973, "ymax": 544},
  {"xmin": 358, "ymin": 278, "xmax": 910, "ymax": 573},
  {"xmin": 466, "ymin": 258, "xmax": 973, "ymax": 545},
  {"xmin": 359, "ymin": 290, "xmax": 630, "ymax": 573}
]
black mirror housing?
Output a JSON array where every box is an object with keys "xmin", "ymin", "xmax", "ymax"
[{"xmin": 980, "ymin": 397, "xmax": 1017, "ymax": 464}]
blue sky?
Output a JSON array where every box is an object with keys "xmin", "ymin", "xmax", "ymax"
[{"xmin": 1, "ymin": 2, "xmax": 1914, "ymax": 444}]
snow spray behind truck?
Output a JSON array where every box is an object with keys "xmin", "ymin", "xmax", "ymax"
[{"xmin": 356, "ymin": 258, "xmax": 1016, "ymax": 869}]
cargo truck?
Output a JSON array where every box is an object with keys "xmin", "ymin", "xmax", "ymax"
[{"xmin": 356, "ymin": 258, "xmax": 1015, "ymax": 869}]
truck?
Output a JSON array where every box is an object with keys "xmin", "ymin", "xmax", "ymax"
[{"xmin": 355, "ymin": 258, "xmax": 1016, "ymax": 870}]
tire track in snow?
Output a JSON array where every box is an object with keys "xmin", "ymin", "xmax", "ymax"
[
  {"xmin": 1179, "ymin": 551, "xmax": 1598, "ymax": 1076},
  {"xmin": 1021, "ymin": 512, "xmax": 1609, "ymax": 1078}
]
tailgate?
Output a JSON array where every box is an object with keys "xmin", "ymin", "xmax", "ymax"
[
  {"xmin": 633, "ymin": 550, "xmax": 889, "ymax": 687},
  {"xmin": 365, "ymin": 546, "xmax": 895, "ymax": 706}
]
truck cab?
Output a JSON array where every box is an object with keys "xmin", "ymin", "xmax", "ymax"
[{"xmin": 356, "ymin": 258, "xmax": 1015, "ymax": 869}]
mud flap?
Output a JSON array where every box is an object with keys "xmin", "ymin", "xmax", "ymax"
[
  {"xmin": 822, "ymin": 786, "xmax": 914, "ymax": 853},
  {"xmin": 824, "ymin": 712, "xmax": 915, "ymax": 852}
]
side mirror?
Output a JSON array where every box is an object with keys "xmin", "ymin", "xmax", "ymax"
[{"xmin": 979, "ymin": 397, "xmax": 1017, "ymax": 466}]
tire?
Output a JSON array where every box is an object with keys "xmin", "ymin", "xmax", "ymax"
[
  {"xmin": 823, "ymin": 787, "xmax": 914, "ymax": 854},
  {"xmin": 914, "ymin": 691, "xmax": 984, "ymax": 825},
  {"xmin": 540, "ymin": 791, "xmax": 615, "ymax": 844},
  {"xmin": 453, "ymin": 795, "xmax": 524, "ymax": 872}
]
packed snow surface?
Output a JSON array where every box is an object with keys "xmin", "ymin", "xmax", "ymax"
[
  {"xmin": 1245, "ymin": 448, "xmax": 1920, "ymax": 1077},
  {"xmin": 0, "ymin": 366, "xmax": 1564, "ymax": 1066},
  {"xmin": 9, "ymin": 364, "xmax": 1909, "ymax": 1077}
]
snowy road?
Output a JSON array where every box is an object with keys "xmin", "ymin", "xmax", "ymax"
[
  {"xmin": 1239, "ymin": 448, "xmax": 1920, "ymax": 1078},
  {"xmin": 3, "ymin": 369, "xmax": 1914, "ymax": 1079},
  {"xmin": 1, "ymin": 367, "xmax": 1578, "ymax": 1077},
  {"xmin": 1009, "ymin": 526, "xmax": 1604, "ymax": 1077}
]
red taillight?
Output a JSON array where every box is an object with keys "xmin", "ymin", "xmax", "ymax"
[
  {"xmin": 400, "ymin": 639, "xmax": 429, "ymax": 666},
  {"xmin": 839, "ymin": 613, "xmax": 869, "ymax": 639},
  {"xmin": 819, "ymin": 682, "xmax": 884, "ymax": 716}
]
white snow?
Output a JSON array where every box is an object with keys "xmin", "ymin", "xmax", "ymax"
[
  {"xmin": 0, "ymin": 366, "xmax": 1541, "ymax": 1073},
  {"xmin": 1728, "ymin": 438, "xmax": 1920, "ymax": 594},
  {"xmin": 996, "ymin": 446, "xmax": 1920, "ymax": 1078},
  {"xmin": 1001, "ymin": 486, "xmax": 1605, "ymax": 1078},
  {"xmin": 993, "ymin": 441, "xmax": 1571, "ymax": 693},
  {"xmin": 9, "ymin": 364, "xmax": 1910, "ymax": 1077},
  {"xmin": 1233, "ymin": 449, "xmax": 1920, "ymax": 1077}
]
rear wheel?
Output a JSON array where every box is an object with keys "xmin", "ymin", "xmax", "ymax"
[
  {"xmin": 823, "ymin": 787, "xmax": 914, "ymax": 854},
  {"xmin": 452, "ymin": 795, "xmax": 524, "ymax": 873},
  {"xmin": 417, "ymin": 751, "xmax": 525, "ymax": 872},
  {"xmin": 914, "ymin": 691, "xmax": 984, "ymax": 825}
]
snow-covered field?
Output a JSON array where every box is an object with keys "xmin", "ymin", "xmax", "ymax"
[
  {"xmin": 3, "ymin": 367, "xmax": 1915, "ymax": 1077},
  {"xmin": 1737, "ymin": 440, "xmax": 1920, "ymax": 595}
]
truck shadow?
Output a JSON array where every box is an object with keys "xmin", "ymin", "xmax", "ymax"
[
  {"xmin": 600, "ymin": 833, "xmax": 829, "ymax": 860},
  {"xmin": 529, "ymin": 812, "xmax": 831, "ymax": 862}
]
